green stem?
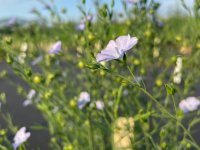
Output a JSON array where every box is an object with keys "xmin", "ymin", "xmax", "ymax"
[
  {"xmin": 114, "ymin": 72, "xmax": 200, "ymax": 149},
  {"xmin": 114, "ymin": 85, "xmax": 123, "ymax": 119}
]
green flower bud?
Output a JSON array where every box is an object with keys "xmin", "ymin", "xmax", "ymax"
[
  {"xmin": 161, "ymin": 142, "xmax": 167, "ymax": 149},
  {"xmin": 78, "ymin": 61, "xmax": 84, "ymax": 69},
  {"xmin": 155, "ymin": 79, "xmax": 163, "ymax": 87},
  {"xmin": 186, "ymin": 143, "xmax": 191, "ymax": 149},
  {"xmin": 33, "ymin": 75, "xmax": 42, "ymax": 84},
  {"xmin": 133, "ymin": 59, "xmax": 140, "ymax": 65},
  {"xmin": 159, "ymin": 129, "xmax": 165, "ymax": 138},
  {"xmin": 69, "ymin": 99, "xmax": 76, "ymax": 108}
]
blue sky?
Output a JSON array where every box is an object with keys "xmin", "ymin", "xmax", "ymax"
[{"xmin": 0, "ymin": 0, "xmax": 194, "ymax": 21}]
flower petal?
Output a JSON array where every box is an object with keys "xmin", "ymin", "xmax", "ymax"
[
  {"xmin": 124, "ymin": 37, "xmax": 138, "ymax": 52},
  {"xmin": 115, "ymin": 35, "xmax": 138, "ymax": 52},
  {"xmin": 105, "ymin": 40, "xmax": 117, "ymax": 50},
  {"xmin": 96, "ymin": 53, "xmax": 117, "ymax": 62},
  {"xmin": 49, "ymin": 41, "xmax": 62, "ymax": 54}
]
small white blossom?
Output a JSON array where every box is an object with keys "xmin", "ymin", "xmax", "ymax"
[
  {"xmin": 6, "ymin": 16, "xmax": 17, "ymax": 27},
  {"xmin": 52, "ymin": 106, "xmax": 59, "ymax": 114},
  {"xmin": 76, "ymin": 15, "xmax": 93, "ymax": 31},
  {"xmin": 179, "ymin": 97, "xmax": 200, "ymax": 113},
  {"xmin": 123, "ymin": 89, "xmax": 129, "ymax": 96},
  {"xmin": 77, "ymin": 92, "xmax": 90, "ymax": 109},
  {"xmin": 108, "ymin": 101, "xmax": 114, "ymax": 107},
  {"xmin": 133, "ymin": 76, "xmax": 143, "ymax": 83},
  {"xmin": 23, "ymin": 89, "xmax": 36, "ymax": 107},
  {"xmin": 20, "ymin": 43, "xmax": 28, "ymax": 52},
  {"xmin": 17, "ymin": 53, "xmax": 26, "ymax": 64},
  {"xmin": 48, "ymin": 41, "xmax": 62, "ymax": 54},
  {"xmin": 95, "ymin": 100, "xmax": 104, "ymax": 110},
  {"xmin": 76, "ymin": 22, "xmax": 85, "ymax": 31},
  {"xmin": 13, "ymin": 127, "xmax": 31, "ymax": 149}
]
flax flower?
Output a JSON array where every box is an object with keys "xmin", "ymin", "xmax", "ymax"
[
  {"xmin": 179, "ymin": 97, "xmax": 200, "ymax": 113},
  {"xmin": 48, "ymin": 41, "xmax": 62, "ymax": 54},
  {"xmin": 77, "ymin": 91, "xmax": 90, "ymax": 109},
  {"xmin": 13, "ymin": 127, "xmax": 31, "ymax": 149},
  {"xmin": 96, "ymin": 35, "xmax": 138, "ymax": 62}
]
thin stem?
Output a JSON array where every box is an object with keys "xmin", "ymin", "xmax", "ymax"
[
  {"xmin": 114, "ymin": 85, "xmax": 123, "ymax": 119},
  {"xmin": 171, "ymin": 95, "xmax": 177, "ymax": 115},
  {"xmin": 88, "ymin": 113, "xmax": 95, "ymax": 150},
  {"xmin": 126, "ymin": 64, "xmax": 146, "ymax": 89},
  {"xmin": 113, "ymin": 72, "xmax": 200, "ymax": 149}
]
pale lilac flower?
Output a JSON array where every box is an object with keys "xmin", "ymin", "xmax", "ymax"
[
  {"xmin": 23, "ymin": 100, "xmax": 32, "ymax": 107},
  {"xmin": 76, "ymin": 22, "xmax": 85, "ymax": 31},
  {"xmin": 179, "ymin": 97, "xmax": 200, "ymax": 113},
  {"xmin": 76, "ymin": 14, "xmax": 93, "ymax": 31},
  {"xmin": 48, "ymin": 41, "xmax": 62, "ymax": 54},
  {"xmin": 158, "ymin": 21, "xmax": 164, "ymax": 27},
  {"xmin": 27, "ymin": 90, "xmax": 36, "ymax": 99},
  {"xmin": 123, "ymin": 89, "xmax": 129, "ymax": 96},
  {"xmin": 96, "ymin": 34, "xmax": 138, "ymax": 62},
  {"xmin": 84, "ymin": 15, "xmax": 93, "ymax": 22},
  {"xmin": 96, "ymin": 100, "xmax": 104, "ymax": 110},
  {"xmin": 23, "ymin": 89, "xmax": 36, "ymax": 107},
  {"xmin": 6, "ymin": 16, "xmax": 17, "ymax": 27},
  {"xmin": 77, "ymin": 92, "xmax": 90, "ymax": 109},
  {"xmin": 12, "ymin": 127, "xmax": 31, "ymax": 149}
]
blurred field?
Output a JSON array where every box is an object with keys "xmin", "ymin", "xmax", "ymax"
[{"xmin": 0, "ymin": 0, "xmax": 200, "ymax": 150}]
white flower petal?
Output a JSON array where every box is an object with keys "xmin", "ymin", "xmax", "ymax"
[
  {"xmin": 96, "ymin": 100, "xmax": 104, "ymax": 110},
  {"xmin": 13, "ymin": 127, "xmax": 30, "ymax": 149},
  {"xmin": 77, "ymin": 92, "xmax": 90, "ymax": 109}
]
